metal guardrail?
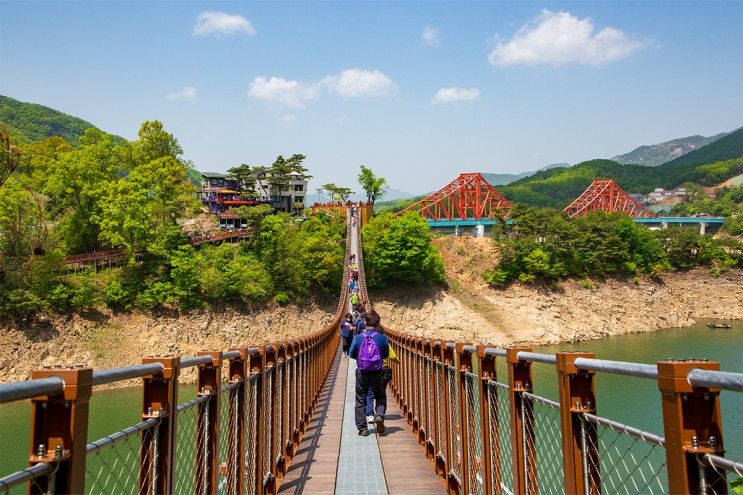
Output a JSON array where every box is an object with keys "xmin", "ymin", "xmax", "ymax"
[
  {"xmin": 384, "ymin": 341, "xmax": 742, "ymax": 495},
  {"xmin": 0, "ymin": 207, "xmax": 355, "ymax": 495}
]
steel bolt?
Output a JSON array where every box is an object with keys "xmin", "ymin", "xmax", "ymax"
[
  {"xmin": 709, "ymin": 436, "xmax": 718, "ymax": 448},
  {"xmin": 691, "ymin": 435, "xmax": 699, "ymax": 448},
  {"xmin": 586, "ymin": 401, "xmax": 593, "ymax": 409},
  {"xmin": 575, "ymin": 401, "xmax": 581, "ymax": 409},
  {"xmin": 54, "ymin": 445, "xmax": 62, "ymax": 459},
  {"xmin": 37, "ymin": 444, "xmax": 47, "ymax": 458},
  {"xmin": 147, "ymin": 406, "xmax": 153, "ymax": 415}
]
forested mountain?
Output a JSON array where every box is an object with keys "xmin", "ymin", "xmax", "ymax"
[
  {"xmin": 0, "ymin": 95, "xmax": 119, "ymax": 145},
  {"xmin": 611, "ymin": 130, "xmax": 733, "ymax": 166},
  {"xmin": 499, "ymin": 128, "xmax": 743, "ymax": 208}
]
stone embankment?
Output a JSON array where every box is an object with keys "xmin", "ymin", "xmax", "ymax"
[
  {"xmin": 0, "ymin": 302, "xmax": 336, "ymax": 384},
  {"xmin": 372, "ymin": 237, "xmax": 743, "ymax": 346}
]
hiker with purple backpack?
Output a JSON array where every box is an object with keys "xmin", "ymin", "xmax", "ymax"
[{"xmin": 348, "ymin": 309, "xmax": 389, "ymax": 436}]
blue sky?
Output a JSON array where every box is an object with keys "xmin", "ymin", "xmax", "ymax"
[{"xmin": 1, "ymin": 1, "xmax": 741, "ymax": 195}]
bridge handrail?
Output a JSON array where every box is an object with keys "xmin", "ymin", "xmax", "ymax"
[
  {"xmin": 574, "ymin": 356, "xmax": 658, "ymax": 379},
  {"xmin": 0, "ymin": 462, "xmax": 55, "ymax": 492},
  {"xmin": 688, "ymin": 368, "xmax": 743, "ymax": 392},
  {"xmin": 0, "ymin": 376, "xmax": 65, "ymax": 404}
]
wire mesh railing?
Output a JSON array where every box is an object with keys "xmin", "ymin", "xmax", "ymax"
[
  {"xmin": 522, "ymin": 392, "xmax": 564, "ymax": 495},
  {"xmin": 581, "ymin": 412, "xmax": 667, "ymax": 494},
  {"xmin": 384, "ymin": 339, "xmax": 743, "ymax": 495},
  {"xmin": 487, "ymin": 380, "xmax": 513, "ymax": 495}
]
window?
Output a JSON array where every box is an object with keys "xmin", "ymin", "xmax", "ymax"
[
  {"xmin": 294, "ymin": 196, "xmax": 304, "ymax": 203},
  {"xmin": 293, "ymin": 184, "xmax": 303, "ymax": 192}
]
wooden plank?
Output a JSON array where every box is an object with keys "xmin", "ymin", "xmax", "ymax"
[
  {"xmin": 279, "ymin": 351, "xmax": 348, "ymax": 494},
  {"xmin": 377, "ymin": 395, "xmax": 447, "ymax": 495}
]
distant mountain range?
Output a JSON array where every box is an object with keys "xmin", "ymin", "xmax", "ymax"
[
  {"xmin": 0, "ymin": 95, "xmax": 121, "ymax": 145},
  {"xmin": 611, "ymin": 130, "xmax": 735, "ymax": 166},
  {"xmin": 482, "ymin": 163, "xmax": 570, "ymax": 186},
  {"xmin": 498, "ymin": 128, "xmax": 743, "ymax": 208}
]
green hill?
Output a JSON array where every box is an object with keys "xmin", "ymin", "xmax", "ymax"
[
  {"xmin": 0, "ymin": 95, "xmax": 118, "ymax": 145},
  {"xmin": 500, "ymin": 128, "xmax": 743, "ymax": 208}
]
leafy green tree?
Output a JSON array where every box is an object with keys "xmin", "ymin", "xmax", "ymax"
[
  {"xmin": 267, "ymin": 154, "xmax": 311, "ymax": 212},
  {"xmin": 0, "ymin": 124, "xmax": 22, "ymax": 188},
  {"xmin": 358, "ymin": 165, "xmax": 387, "ymax": 203},
  {"xmin": 322, "ymin": 183, "xmax": 354, "ymax": 201},
  {"xmin": 132, "ymin": 120, "xmax": 183, "ymax": 165},
  {"xmin": 362, "ymin": 211, "xmax": 445, "ymax": 287},
  {"xmin": 44, "ymin": 129, "xmax": 123, "ymax": 253},
  {"xmin": 227, "ymin": 163, "xmax": 260, "ymax": 196},
  {"xmin": 97, "ymin": 156, "xmax": 197, "ymax": 254}
]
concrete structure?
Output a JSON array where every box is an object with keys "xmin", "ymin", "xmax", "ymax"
[{"xmin": 256, "ymin": 172, "xmax": 308, "ymax": 213}]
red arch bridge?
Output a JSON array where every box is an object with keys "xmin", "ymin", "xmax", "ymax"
[{"xmin": 400, "ymin": 175, "xmax": 724, "ymax": 235}]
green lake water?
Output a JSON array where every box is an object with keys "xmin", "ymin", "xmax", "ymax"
[{"xmin": 1, "ymin": 322, "xmax": 741, "ymax": 487}]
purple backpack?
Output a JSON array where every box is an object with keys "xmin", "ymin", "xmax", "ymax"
[{"xmin": 358, "ymin": 331, "xmax": 382, "ymax": 371}]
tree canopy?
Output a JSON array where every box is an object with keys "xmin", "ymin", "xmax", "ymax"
[{"xmin": 358, "ymin": 165, "xmax": 388, "ymax": 203}]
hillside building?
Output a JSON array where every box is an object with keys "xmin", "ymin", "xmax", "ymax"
[
  {"xmin": 255, "ymin": 172, "xmax": 307, "ymax": 214},
  {"xmin": 199, "ymin": 171, "xmax": 308, "ymax": 225}
]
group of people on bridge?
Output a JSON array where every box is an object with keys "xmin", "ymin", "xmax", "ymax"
[{"xmin": 340, "ymin": 253, "xmax": 398, "ymax": 436}]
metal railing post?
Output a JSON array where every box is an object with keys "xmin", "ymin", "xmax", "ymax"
[
  {"xmin": 227, "ymin": 349, "xmax": 249, "ymax": 495},
  {"xmin": 413, "ymin": 338, "xmax": 423, "ymax": 439},
  {"xmin": 140, "ymin": 356, "xmax": 179, "ymax": 495},
  {"xmin": 442, "ymin": 342, "xmax": 458, "ymax": 493},
  {"xmin": 457, "ymin": 344, "xmax": 472, "ymax": 495},
  {"xmin": 506, "ymin": 347, "xmax": 536, "ymax": 495},
  {"xmin": 657, "ymin": 359, "xmax": 727, "ymax": 495},
  {"xmin": 434, "ymin": 341, "xmax": 448, "ymax": 479},
  {"xmin": 422, "ymin": 339, "xmax": 433, "ymax": 458},
  {"xmin": 28, "ymin": 366, "xmax": 92, "ymax": 495},
  {"xmin": 477, "ymin": 346, "xmax": 498, "ymax": 495},
  {"xmin": 288, "ymin": 341, "xmax": 300, "ymax": 459},
  {"xmin": 275, "ymin": 343, "xmax": 288, "ymax": 478},
  {"xmin": 196, "ymin": 351, "xmax": 222, "ymax": 495},
  {"xmin": 556, "ymin": 352, "xmax": 599, "ymax": 495},
  {"xmin": 263, "ymin": 344, "xmax": 277, "ymax": 495},
  {"xmin": 252, "ymin": 347, "xmax": 266, "ymax": 495}
]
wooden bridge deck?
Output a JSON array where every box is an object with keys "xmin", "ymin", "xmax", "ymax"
[{"xmin": 279, "ymin": 348, "xmax": 446, "ymax": 495}]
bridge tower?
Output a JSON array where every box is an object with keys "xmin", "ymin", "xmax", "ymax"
[
  {"xmin": 564, "ymin": 179, "xmax": 655, "ymax": 218},
  {"xmin": 399, "ymin": 172, "xmax": 511, "ymax": 220}
]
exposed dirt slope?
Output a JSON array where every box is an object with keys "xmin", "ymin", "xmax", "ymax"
[
  {"xmin": 372, "ymin": 237, "xmax": 743, "ymax": 345},
  {"xmin": 0, "ymin": 301, "xmax": 337, "ymax": 384}
]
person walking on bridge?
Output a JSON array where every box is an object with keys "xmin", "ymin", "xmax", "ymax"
[
  {"xmin": 340, "ymin": 313, "xmax": 354, "ymax": 357},
  {"xmin": 349, "ymin": 310, "xmax": 389, "ymax": 436}
]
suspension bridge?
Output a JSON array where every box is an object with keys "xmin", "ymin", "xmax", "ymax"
[{"xmin": 1, "ymin": 207, "xmax": 741, "ymax": 495}]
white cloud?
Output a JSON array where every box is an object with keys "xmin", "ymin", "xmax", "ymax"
[
  {"xmin": 422, "ymin": 25, "xmax": 441, "ymax": 47},
  {"xmin": 280, "ymin": 114, "xmax": 298, "ymax": 125},
  {"xmin": 193, "ymin": 11, "xmax": 256, "ymax": 36},
  {"xmin": 249, "ymin": 69, "xmax": 395, "ymax": 107},
  {"xmin": 431, "ymin": 87, "xmax": 480, "ymax": 105},
  {"xmin": 321, "ymin": 69, "xmax": 395, "ymax": 98},
  {"xmin": 248, "ymin": 76, "xmax": 319, "ymax": 108},
  {"xmin": 166, "ymin": 86, "xmax": 197, "ymax": 101},
  {"xmin": 488, "ymin": 10, "xmax": 653, "ymax": 67}
]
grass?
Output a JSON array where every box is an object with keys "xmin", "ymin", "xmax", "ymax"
[{"xmin": 81, "ymin": 323, "xmax": 122, "ymax": 359}]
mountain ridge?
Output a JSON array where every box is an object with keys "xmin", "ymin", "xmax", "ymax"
[
  {"xmin": 0, "ymin": 95, "xmax": 122, "ymax": 145},
  {"xmin": 611, "ymin": 130, "xmax": 736, "ymax": 166}
]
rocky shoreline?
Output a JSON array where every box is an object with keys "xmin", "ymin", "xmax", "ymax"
[
  {"xmin": 0, "ymin": 302, "xmax": 337, "ymax": 384},
  {"xmin": 372, "ymin": 268, "xmax": 743, "ymax": 346}
]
